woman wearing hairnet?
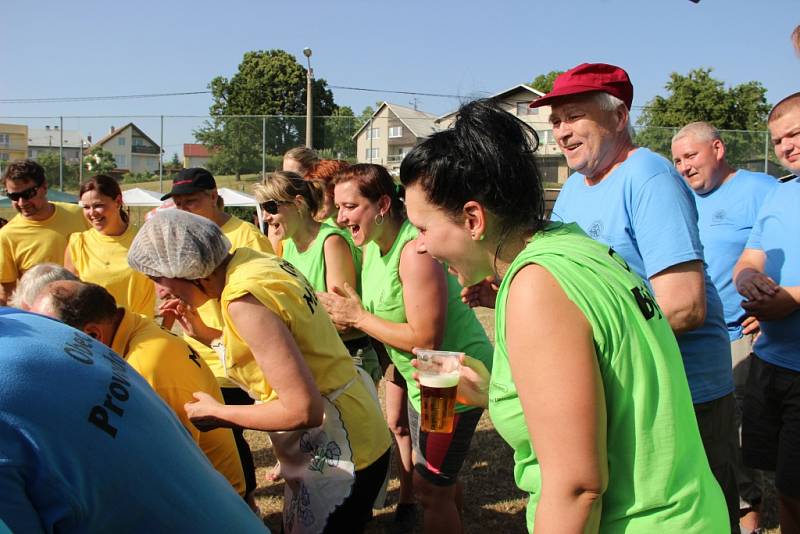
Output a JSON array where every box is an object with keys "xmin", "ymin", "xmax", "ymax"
[{"xmin": 128, "ymin": 209, "xmax": 391, "ymax": 534}]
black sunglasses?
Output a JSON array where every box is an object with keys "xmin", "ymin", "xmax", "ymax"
[
  {"xmin": 259, "ymin": 200, "xmax": 287, "ymax": 215},
  {"xmin": 5, "ymin": 185, "xmax": 40, "ymax": 202}
]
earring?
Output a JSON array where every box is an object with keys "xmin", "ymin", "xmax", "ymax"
[{"xmin": 375, "ymin": 213, "xmax": 384, "ymax": 226}]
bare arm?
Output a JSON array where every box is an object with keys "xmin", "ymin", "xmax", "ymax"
[
  {"xmin": 735, "ymin": 248, "xmax": 800, "ymax": 321},
  {"xmin": 649, "ymin": 260, "xmax": 706, "ymax": 335},
  {"xmin": 319, "ymin": 240, "xmax": 447, "ymax": 353},
  {"xmin": 323, "ymin": 234, "xmax": 357, "ymax": 295},
  {"xmin": 0, "ymin": 282, "xmax": 14, "ymax": 306},
  {"xmin": 63, "ymin": 247, "xmax": 78, "ymax": 276},
  {"xmin": 185, "ymin": 294, "xmax": 324, "ymax": 431},
  {"xmin": 506, "ymin": 264, "xmax": 607, "ymax": 533}
]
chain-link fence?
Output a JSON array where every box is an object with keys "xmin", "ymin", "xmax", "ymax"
[{"xmin": 0, "ymin": 115, "xmax": 785, "ymax": 195}]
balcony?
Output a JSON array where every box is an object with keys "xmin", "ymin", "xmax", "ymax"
[{"xmin": 386, "ymin": 153, "xmax": 407, "ymax": 165}]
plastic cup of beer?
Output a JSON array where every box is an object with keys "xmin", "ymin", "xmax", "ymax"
[{"xmin": 415, "ymin": 349, "xmax": 462, "ymax": 433}]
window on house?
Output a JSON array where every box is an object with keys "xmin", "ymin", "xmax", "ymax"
[
  {"xmin": 116, "ymin": 154, "xmax": 126, "ymax": 168},
  {"xmin": 0, "ymin": 153, "xmax": 9, "ymax": 161},
  {"xmin": 0, "ymin": 134, "xmax": 9, "ymax": 146},
  {"xmin": 118, "ymin": 137, "xmax": 126, "ymax": 146},
  {"xmin": 366, "ymin": 128, "xmax": 380, "ymax": 140},
  {"xmin": 366, "ymin": 148, "xmax": 380, "ymax": 160},
  {"xmin": 389, "ymin": 126, "xmax": 403, "ymax": 138}
]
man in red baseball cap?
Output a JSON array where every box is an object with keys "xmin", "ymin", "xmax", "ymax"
[{"xmin": 545, "ymin": 63, "xmax": 741, "ymax": 532}]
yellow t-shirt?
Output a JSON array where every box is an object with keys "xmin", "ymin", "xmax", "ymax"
[
  {"xmin": 68, "ymin": 226, "xmax": 156, "ymax": 319},
  {"xmin": 112, "ymin": 309, "xmax": 245, "ymax": 496},
  {"xmin": 220, "ymin": 248, "xmax": 391, "ymax": 470},
  {"xmin": 0, "ymin": 202, "xmax": 88, "ymax": 283},
  {"xmin": 185, "ymin": 215, "xmax": 274, "ymax": 388}
]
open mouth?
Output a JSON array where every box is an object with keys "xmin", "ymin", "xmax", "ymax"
[
  {"xmin": 349, "ymin": 224, "xmax": 361, "ymax": 238},
  {"xmin": 563, "ymin": 142, "xmax": 582, "ymax": 153}
]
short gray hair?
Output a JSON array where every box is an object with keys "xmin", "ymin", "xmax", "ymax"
[
  {"xmin": 589, "ymin": 92, "xmax": 634, "ymax": 139},
  {"xmin": 10, "ymin": 263, "xmax": 78, "ymax": 310},
  {"xmin": 672, "ymin": 121, "xmax": 722, "ymax": 145}
]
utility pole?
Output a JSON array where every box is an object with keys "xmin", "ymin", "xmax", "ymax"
[{"xmin": 303, "ymin": 48, "xmax": 313, "ymax": 149}]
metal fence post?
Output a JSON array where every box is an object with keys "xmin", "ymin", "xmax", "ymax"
[
  {"xmin": 262, "ymin": 116, "xmax": 266, "ymax": 179},
  {"xmin": 59, "ymin": 116, "xmax": 64, "ymax": 191},
  {"xmin": 159, "ymin": 115, "xmax": 164, "ymax": 193}
]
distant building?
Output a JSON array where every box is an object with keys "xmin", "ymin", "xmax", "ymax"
[
  {"xmin": 352, "ymin": 102, "xmax": 438, "ymax": 174},
  {"xmin": 87, "ymin": 123, "xmax": 161, "ymax": 174},
  {"xmin": 436, "ymin": 84, "xmax": 568, "ymax": 184},
  {"xmin": 183, "ymin": 143, "xmax": 212, "ymax": 169},
  {"xmin": 0, "ymin": 123, "xmax": 29, "ymax": 167},
  {"xmin": 352, "ymin": 85, "xmax": 570, "ymax": 183},
  {"xmin": 28, "ymin": 126, "xmax": 85, "ymax": 163}
]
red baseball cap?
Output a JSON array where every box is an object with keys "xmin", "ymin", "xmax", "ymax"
[{"xmin": 529, "ymin": 63, "xmax": 633, "ymax": 110}]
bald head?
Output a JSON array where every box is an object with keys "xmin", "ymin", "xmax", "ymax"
[
  {"xmin": 33, "ymin": 280, "xmax": 118, "ymax": 331},
  {"xmin": 672, "ymin": 121, "xmax": 722, "ymax": 145}
]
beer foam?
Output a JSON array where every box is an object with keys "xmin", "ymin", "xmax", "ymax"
[{"xmin": 419, "ymin": 372, "xmax": 459, "ymax": 388}]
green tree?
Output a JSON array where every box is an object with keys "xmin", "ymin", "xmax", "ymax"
[
  {"xmin": 37, "ymin": 151, "xmax": 79, "ymax": 189},
  {"xmin": 529, "ymin": 71, "xmax": 563, "ymax": 93},
  {"xmin": 169, "ymin": 152, "xmax": 181, "ymax": 167},
  {"xmin": 83, "ymin": 146, "xmax": 117, "ymax": 174},
  {"xmin": 635, "ymin": 68, "xmax": 771, "ymax": 164},
  {"xmin": 320, "ymin": 106, "xmax": 359, "ymax": 159},
  {"xmin": 195, "ymin": 49, "xmax": 338, "ymax": 180}
]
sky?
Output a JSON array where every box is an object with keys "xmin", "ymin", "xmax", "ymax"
[{"xmin": 1, "ymin": 0, "xmax": 798, "ymax": 158}]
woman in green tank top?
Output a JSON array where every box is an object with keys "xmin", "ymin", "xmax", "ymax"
[
  {"xmin": 398, "ymin": 100, "xmax": 728, "ymax": 533},
  {"xmin": 318, "ymin": 163, "xmax": 494, "ymax": 534},
  {"xmin": 253, "ymin": 171, "xmax": 381, "ymax": 384}
]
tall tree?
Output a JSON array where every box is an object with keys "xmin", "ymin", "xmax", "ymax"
[
  {"xmin": 636, "ymin": 68, "xmax": 771, "ymax": 164},
  {"xmin": 529, "ymin": 71, "xmax": 563, "ymax": 93},
  {"xmin": 195, "ymin": 49, "xmax": 338, "ymax": 179}
]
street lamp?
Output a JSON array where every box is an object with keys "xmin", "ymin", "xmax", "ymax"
[{"xmin": 303, "ymin": 47, "xmax": 313, "ymax": 149}]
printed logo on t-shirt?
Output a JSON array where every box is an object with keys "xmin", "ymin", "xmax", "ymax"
[
  {"xmin": 711, "ymin": 210, "xmax": 727, "ymax": 225},
  {"xmin": 588, "ymin": 220, "xmax": 604, "ymax": 240}
]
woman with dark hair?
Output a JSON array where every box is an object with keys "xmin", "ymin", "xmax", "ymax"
[
  {"xmin": 399, "ymin": 99, "xmax": 728, "ymax": 533},
  {"xmin": 65, "ymin": 174, "xmax": 155, "ymax": 318},
  {"xmin": 318, "ymin": 163, "xmax": 493, "ymax": 533},
  {"xmin": 254, "ymin": 171, "xmax": 381, "ymax": 384}
]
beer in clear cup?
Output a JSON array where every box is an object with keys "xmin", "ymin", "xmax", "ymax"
[{"xmin": 416, "ymin": 350, "xmax": 461, "ymax": 433}]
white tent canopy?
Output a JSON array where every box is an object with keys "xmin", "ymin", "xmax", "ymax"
[
  {"xmin": 122, "ymin": 188, "xmax": 164, "ymax": 207},
  {"xmin": 217, "ymin": 187, "xmax": 258, "ymax": 207}
]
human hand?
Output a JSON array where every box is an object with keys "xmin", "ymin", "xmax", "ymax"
[
  {"xmin": 410, "ymin": 350, "xmax": 490, "ymax": 409},
  {"xmin": 736, "ymin": 269, "xmax": 778, "ymax": 302},
  {"xmin": 742, "ymin": 286, "xmax": 800, "ymax": 321},
  {"xmin": 741, "ymin": 315, "xmax": 760, "ymax": 336},
  {"xmin": 460, "ymin": 276, "xmax": 499, "ymax": 309},
  {"xmin": 317, "ymin": 283, "xmax": 365, "ymax": 329},
  {"xmin": 185, "ymin": 391, "xmax": 229, "ymax": 431},
  {"xmin": 162, "ymin": 300, "xmax": 215, "ymax": 344}
]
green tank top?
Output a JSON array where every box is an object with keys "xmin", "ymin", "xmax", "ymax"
[
  {"xmin": 281, "ymin": 223, "xmax": 361, "ymax": 293},
  {"xmin": 361, "ymin": 220, "xmax": 493, "ymax": 412},
  {"xmin": 490, "ymin": 223, "xmax": 727, "ymax": 533}
]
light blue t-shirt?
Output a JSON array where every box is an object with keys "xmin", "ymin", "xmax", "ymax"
[
  {"xmin": 745, "ymin": 178, "xmax": 800, "ymax": 371},
  {"xmin": 0, "ymin": 308, "xmax": 267, "ymax": 534},
  {"xmin": 553, "ymin": 148, "xmax": 733, "ymax": 403},
  {"xmin": 694, "ymin": 170, "xmax": 777, "ymax": 341}
]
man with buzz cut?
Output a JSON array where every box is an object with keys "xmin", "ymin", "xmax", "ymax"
[
  {"xmin": 734, "ymin": 91, "xmax": 800, "ymax": 534},
  {"xmin": 672, "ymin": 121, "xmax": 777, "ymax": 531},
  {"xmin": 31, "ymin": 279, "xmax": 247, "ymax": 500},
  {"xmin": 0, "ymin": 159, "xmax": 87, "ymax": 305},
  {"xmin": 542, "ymin": 63, "xmax": 740, "ymax": 532},
  {"xmin": 160, "ymin": 166, "xmax": 274, "ymax": 505}
]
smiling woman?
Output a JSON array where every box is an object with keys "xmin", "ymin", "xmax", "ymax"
[{"xmin": 64, "ymin": 174, "xmax": 155, "ymax": 318}]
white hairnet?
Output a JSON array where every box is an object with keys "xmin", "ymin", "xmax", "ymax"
[{"xmin": 128, "ymin": 209, "xmax": 231, "ymax": 280}]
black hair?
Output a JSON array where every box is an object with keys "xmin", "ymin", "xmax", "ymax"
[{"xmin": 399, "ymin": 99, "xmax": 546, "ymax": 244}]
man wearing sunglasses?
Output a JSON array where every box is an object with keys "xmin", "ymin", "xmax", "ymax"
[
  {"xmin": 0, "ymin": 159, "xmax": 88, "ymax": 305},
  {"xmin": 159, "ymin": 167, "xmax": 273, "ymax": 509}
]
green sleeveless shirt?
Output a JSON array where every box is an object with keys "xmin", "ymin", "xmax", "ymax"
[
  {"xmin": 490, "ymin": 223, "xmax": 727, "ymax": 533},
  {"xmin": 282, "ymin": 223, "xmax": 361, "ymax": 293},
  {"xmin": 361, "ymin": 220, "xmax": 493, "ymax": 412}
]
